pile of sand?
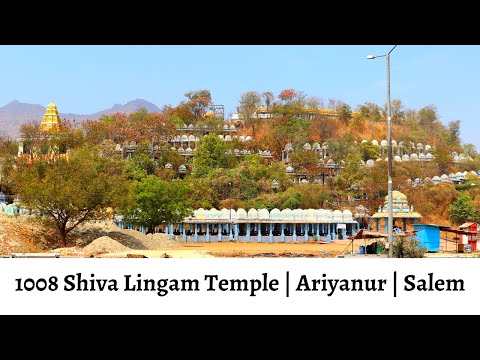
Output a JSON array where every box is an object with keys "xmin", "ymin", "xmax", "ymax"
[{"xmin": 83, "ymin": 236, "xmax": 130, "ymax": 255}]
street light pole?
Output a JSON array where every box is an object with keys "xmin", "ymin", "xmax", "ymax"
[{"xmin": 367, "ymin": 45, "xmax": 397, "ymax": 258}]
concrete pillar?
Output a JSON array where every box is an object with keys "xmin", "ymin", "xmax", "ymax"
[
  {"xmin": 217, "ymin": 223, "xmax": 222, "ymax": 242},
  {"xmin": 293, "ymin": 223, "xmax": 297, "ymax": 241},
  {"xmin": 269, "ymin": 223, "xmax": 273, "ymax": 243},
  {"xmin": 316, "ymin": 223, "xmax": 320, "ymax": 239},
  {"xmin": 193, "ymin": 223, "xmax": 198, "ymax": 242},
  {"xmin": 182, "ymin": 224, "xmax": 187, "ymax": 243},
  {"xmin": 169, "ymin": 224, "xmax": 174, "ymax": 238},
  {"xmin": 206, "ymin": 223, "xmax": 210, "ymax": 242},
  {"xmin": 257, "ymin": 223, "xmax": 262, "ymax": 242},
  {"xmin": 281, "ymin": 223, "xmax": 285, "ymax": 242},
  {"xmin": 234, "ymin": 224, "xmax": 239, "ymax": 241},
  {"xmin": 246, "ymin": 223, "xmax": 251, "ymax": 242},
  {"xmin": 384, "ymin": 218, "xmax": 388, "ymax": 233},
  {"xmin": 229, "ymin": 223, "xmax": 233, "ymax": 240},
  {"xmin": 304, "ymin": 224, "xmax": 309, "ymax": 242},
  {"xmin": 375, "ymin": 219, "xmax": 379, "ymax": 232}
]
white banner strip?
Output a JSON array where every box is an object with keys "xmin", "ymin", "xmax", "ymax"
[{"xmin": 0, "ymin": 258, "xmax": 476, "ymax": 315}]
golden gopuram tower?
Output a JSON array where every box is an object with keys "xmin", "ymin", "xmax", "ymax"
[{"xmin": 40, "ymin": 101, "xmax": 61, "ymax": 131}]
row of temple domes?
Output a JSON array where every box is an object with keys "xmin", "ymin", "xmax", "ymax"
[
  {"xmin": 408, "ymin": 171, "xmax": 479, "ymax": 185},
  {"xmin": 176, "ymin": 124, "xmax": 237, "ymax": 131},
  {"xmin": 192, "ymin": 208, "xmax": 354, "ymax": 221}
]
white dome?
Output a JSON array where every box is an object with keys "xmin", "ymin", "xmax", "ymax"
[
  {"xmin": 223, "ymin": 124, "xmax": 229, "ymax": 130},
  {"xmin": 402, "ymin": 154, "xmax": 410, "ymax": 161},
  {"xmin": 224, "ymin": 135, "xmax": 232, "ymax": 142},
  {"xmin": 286, "ymin": 166, "xmax": 294, "ymax": 173},
  {"xmin": 270, "ymin": 208, "xmax": 282, "ymax": 220},
  {"xmin": 391, "ymin": 140, "xmax": 398, "ymax": 147},
  {"xmin": 209, "ymin": 208, "xmax": 220, "ymax": 219},
  {"xmin": 380, "ymin": 140, "xmax": 388, "ymax": 147},
  {"xmin": 410, "ymin": 153, "xmax": 419, "ymax": 160},
  {"xmin": 188, "ymin": 135, "xmax": 196, "ymax": 141},
  {"xmin": 440, "ymin": 174, "xmax": 449, "ymax": 181},
  {"xmin": 317, "ymin": 209, "xmax": 328, "ymax": 220},
  {"xmin": 332, "ymin": 210, "xmax": 343, "ymax": 221},
  {"xmin": 425, "ymin": 144, "xmax": 432, "ymax": 151},
  {"xmin": 417, "ymin": 143, "xmax": 424, "ymax": 149},
  {"xmin": 239, "ymin": 136, "xmax": 245, "ymax": 142},
  {"xmin": 293, "ymin": 209, "xmax": 305, "ymax": 220},
  {"xmin": 432, "ymin": 176, "xmax": 441, "ymax": 183},
  {"xmin": 247, "ymin": 208, "xmax": 258, "ymax": 219},
  {"xmin": 245, "ymin": 136, "xmax": 252, "ymax": 142},
  {"xmin": 376, "ymin": 158, "xmax": 383, "ymax": 162},
  {"xmin": 324, "ymin": 210, "xmax": 334, "ymax": 221},
  {"xmin": 394, "ymin": 155, "xmax": 402, "ymax": 162},
  {"xmin": 372, "ymin": 140, "xmax": 379, "ymax": 146},
  {"xmin": 258, "ymin": 208, "xmax": 270, "ymax": 220},
  {"xmin": 181, "ymin": 135, "xmax": 188, "ymax": 141},
  {"xmin": 305, "ymin": 209, "xmax": 317, "ymax": 221},
  {"xmin": 419, "ymin": 153, "xmax": 426, "ymax": 160},
  {"xmin": 195, "ymin": 208, "xmax": 206, "ymax": 219},
  {"xmin": 230, "ymin": 125, "xmax": 236, "ymax": 130},
  {"xmin": 361, "ymin": 139, "xmax": 368, "ymax": 144},
  {"xmin": 236, "ymin": 208, "xmax": 247, "ymax": 219},
  {"xmin": 312, "ymin": 142, "xmax": 321, "ymax": 150},
  {"xmin": 303, "ymin": 143, "xmax": 312, "ymax": 151},
  {"xmin": 220, "ymin": 208, "xmax": 230, "ymax": 219},
  {"xmin": 218, "ymin": 135, "xmax": 224, "ymax": 140},
  {"xmin": 342, "ymin": 209, "xmax": 353, "ymax": 221},
  {"xmin": 426, "ymin": 153, "xmax": 433, "ymax": 160},
  {"xmin": 281, "ymin": 208, "xmax": 293, "ymax": 220},
  {"xmin": 366, "ymin": 159, "xmax": 375, "ymax": 167}
]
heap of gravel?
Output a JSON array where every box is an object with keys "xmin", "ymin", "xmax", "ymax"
[
  {"xmin": 74, "ymin": 220, "xmax": 181, "ymax": 250},
  {"xmin": 83, "ymin": 236, "xmax": 130, "ymax": 254}
]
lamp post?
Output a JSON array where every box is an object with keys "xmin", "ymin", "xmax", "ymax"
[{"xmin": 367, "ymin": 45, "xmax": 397, "ymax": 258}]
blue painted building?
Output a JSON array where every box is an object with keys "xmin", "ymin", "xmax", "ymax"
[{"xmin": 115, "ymin": 207, "xmax": 360, "ymax": 243}]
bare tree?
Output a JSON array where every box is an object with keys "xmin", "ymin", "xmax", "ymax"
[{"xmin": 238, "ymin": 91, "xmax": 262, "ymax": 137}]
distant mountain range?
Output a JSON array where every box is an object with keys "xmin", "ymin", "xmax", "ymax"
[{"xmin": 0, "ymin": 99, "xmax": 161, "ymax": 138}]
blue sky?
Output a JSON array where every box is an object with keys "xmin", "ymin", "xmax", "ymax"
[{"xmin": 0, "ymin": 45, "xmax": 479, "ymax": 148}]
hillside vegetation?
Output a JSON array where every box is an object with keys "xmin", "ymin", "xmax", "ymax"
[{"xmin": 1, "ymin": 88, "xmax": 479, "ymax": 245}]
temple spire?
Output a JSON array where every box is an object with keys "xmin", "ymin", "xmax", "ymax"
[{"xmin": 40, "ymin": 101, "xmax": 61, "ymax": 131}]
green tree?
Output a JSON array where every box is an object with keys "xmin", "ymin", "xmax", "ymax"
[
  {"xmin": 337, "ymin": 103, "xmax": 352, "ymax": 123},
  {"xmin": 334, "ymin": 153, "xmax": 365, "ymax": 204},
  {"xmin": 463, "ymin": 143, "xmax": 477, "ymax": 158},
  {"xmin": 356, "ymin": 102, "xmax": 382, "ymax": 123},
  {"xmin": 14, "ymin": 148, "xmax": 129, "ymax": 246},
  {"xmin": 418, "ymin": 105, "xmax": 439, "ymax": 127},
  {"xmin": 449, "ymin": 192, "xmax": 480, "ymax": 225},
  {"xmin": 123, "ymin": 176, "xmax": 192, "ymax": 231},
  {"xmin": 193, "ymin": 134, "xmax": 233, "ymax": 177},
  {"xmin": 359, "ymin": 141, "xmax": 380, "ymax": 161}
]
